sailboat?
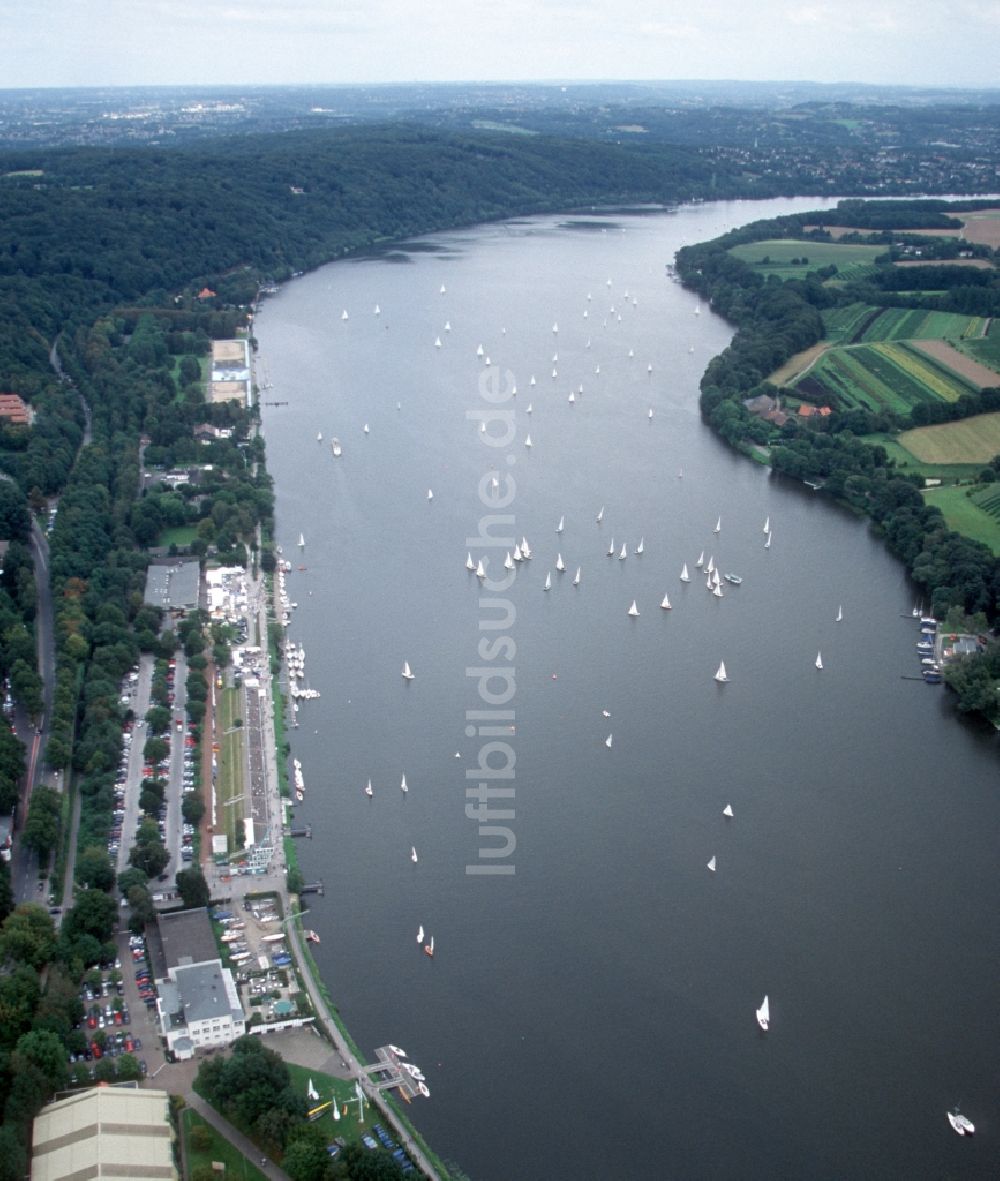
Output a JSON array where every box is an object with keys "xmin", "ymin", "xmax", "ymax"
[
  {"xmin": 526, "ymin": 403, "xmax": 533, "ymax": 414},
  {"xmin": 524, "ymin": 434, "xmax": 532, "ymax": 448},
  {"xmin": 596, "ymin": 506, "xmax": 604, "ymax": 523},
  {"xmin": 402, "ymin": 661, "xmax": 415, "ymax": 681},
  {"xmin": 504, "ymin": 552, "xmax": 514, "ymax": 570},
  {"xmin": 365, "ymin": 779, "xmax": 374, "ymax": 798},
  {"xmin": 476, "ymin": 559, "xmax": 486, "ymax": 579},
  {"xmin": 444, "ymin": 320, "xmax": 451, "ymax": 331},
  {"xmin": 476, "ymin": 343, "xmax": 484, "ymax": 357},
  {"xmin": 947, "ymin": 1108, "xmax": 975, "ymax": 1136},
  {"xmin": 712, "ymin": 584, "xmax": 724, "ymax": 599},
  {"xmin": 756, "ymin": 996, "xmax": 770, "ymax": 1031},
  {"xmin": 680, "ymin": 564, "xmax": 690, "ymax": 582},
  {"xmin": 618, "ymin": 543, "xmax": 627, "ymax": 560},
  {"xmin": 714, "ymin": 662, "xmax": 728, "ymax": 683},
  {"xmin": 660, "ymin": 594, "xmax": 671, "ymax": 609},
  {"xmin": 529, "ymin": 375, "xmax": 536, "ymax": 386},
  {"xmin": 707, "ymin": 855, "xmax": 717, "ymax": 872},
  {"xmin": 552, "ymin": 352, "xmax": 558, "ymax": 363},
  {"xmin": 416, "ymin": 924, "xmax": 424, "ymax": 944},
  {"xmin": 363, "ymin": 423, "xmax": 370, "ymax": 434},
  {"xmin": 605, "ymin": 734, "xmax": 613, "ymax": 749},
  {"xmin": 695, "ymin": 551, "xmax": 704, "ymax": 568},
  {"xmin": 836, "ymin": 605, "xmax": 843, "ymax": 622},
  {"xmin": 466, "ymin": 553, "xmax": 475, "ymax": 571},
  {"xmin": 627, "ymin": 600, "xmax": 639, "ymax": 617},
  {"xmin": 307, "ymin": 1078, "xmax": 319, "ymax": 1102},
  {"xmin": 316, "ymin": 431, "xmax": 323, "ymax": 442},
  {"xmin": 440, "ymin": 284, "xmax": 446, "ymax": 294},
  {"xmin": 434, "ymin": 336, "xmax": 442, "ymax": 348},
  {"xmin": 568, "ymin": 392, "xmax": 575, "ymax": 404},
  {"xmin": 556, "ymin": 515, "xmax": 565, "ymax": 533},
  {"xmin": 401, "ymin": 774, "xmax": 408, "ymax": 793},
  {"xmin": 521, "ymin": 537, "xmax": 532, "ymax": 558},
  {"xmin": 648, "ymin": 408, "xmax": 654, "ymax": 420},
  {"xmin": 765, "ymin": 531, "xmax": 772, "ymax": 550},
  {"xmin": 298, "ymin": 533, "xmax": 305, "ymax": 548},
  {"xmin": 341, "ymin": 309, "xmax": 349, "ymax": 320},
  {"xmin": 410, "ymin": 846, "xmax": 418, "ymax": 863},
  {"xmin": 714, "ymin": 516, "xmax": 722, "ymax": 534},
  {"xmin": 573, "ymin": 567, "xmax": 581, "ymax": 586},
  {"xmin": 815, "ymin": 652, "xmax": 823, "ymax": 670},
  {"xmin": 723, "ymin": 804, "xmax": 733, "ymax": 818},
  {"xmin": 374, "ymin": 304, "xmax": 381, "ymax": 315},
  {"xmin": 331, "ymin": 437, "xmax": 342, "ymax": 457},
  {"xmin": 763, "ymin": 516, "xmax": 770, "ymax": 534},
  {"xmin": 636, "ymin": 537, "xmax": 644, "ymax": 555},
  {"xmin": 513, "ymin": 544, "xmax": 522, "ymax": 562},
  {"xmin": 543, "ymin": 572, "xmax": 552, "ymax": 591},
  {"xmin": 607, "ymin": 539, "xmax": 615, "ymax": 557},
  {"xmin": 427, "ymin": 489, "xmax": 433, "ymax": 501},
  {"xmin": 555, "ymin": 554, "xmax": 565, "ymax": 572},
  {"xmin": 424, "ymin": 936, "xmax": 434, "ymax": 958},
  {"xmin": 552, "ymin": 321, "xmax": 558, "ymax": 334}
]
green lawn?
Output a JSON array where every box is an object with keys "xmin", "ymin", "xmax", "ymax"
[
  {"xmin": 182, "ymin": 1108, "xmax": 268, "ymax": 1181},
  {"xmin": 157, "ymin": 525, "xmax": 198, "ymax": 547},
  {"xmin": 923, "ymin": 484, "xmax": 1000, "ymax": 554},
  {"xmin": 216, "ymin": 686, "xmax": 247, "ymax": 850},
  {"xmin": 860, "ymin": 433, "xmax": 983, "ymax": 483},
  {"xmin": 729, "ymin": 239, "xmax": 883, "ymax": 282}
]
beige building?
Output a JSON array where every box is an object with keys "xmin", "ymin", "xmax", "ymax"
[{"xmin": 31, "ymin": 1086, "xmax": 177, "ymax": 1180}]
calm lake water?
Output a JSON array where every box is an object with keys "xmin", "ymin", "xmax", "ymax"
[{"xmin": 257, "ymin": 199, "xmax": 999, "ymax": 1180}]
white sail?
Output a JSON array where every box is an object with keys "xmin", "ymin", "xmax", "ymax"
[
  {"xmin": 365, "ymin": 778, "xmax": 373, "ymax": 797},
  {"xmin": 401, "ymin": 774, "xmax": 408, "ymax": 793},
  {"xmin": 573, "ymin": 567, "xmax": 581, "ymax": 585},
  {"xmin": 543, "ymin": 572, "xmax": 552, "ymax": 591},
  {"xmin": 713, "ymin": 584, "xmax": 724, "ymax": 599},
  {"xmin": 605, "ymin": 734, "xmax": 613, "ymax": 749},
  {"xmin": 596, "ymin": 505, "xmax": 604, "ymax": 523},
  {"xmin": 402, "ymin": 661, "xmax": 414, "ymax": 680},
  {"xmin": 551, "ymin": 369, "xmax": 558, "ymax": 379},
  {"xmin": 627, "ymin": 600, "xmax": 639, "ymax": 617},
  {"xmin": 714, "ymin": 662, "xmax": 728, "ymax": 683},
  {"xmin": 555, "ymin": 554, "xmax": 565, "ymax": 572},
  {"xmin": 607, "ymin": 538, "xmax": 615, "ymax": 556},
  {"xmin": 680, "ymin": 564, "xmax": 690, "ymax": 582},
  {"xmin": 476, "ymin": 559, "xmax": 486, "ymax": 579},
  {"xmin": 298, "ymin": 533, "xmax": 305, "ymax": 547},
  {"xmin": 521, "ymin": 537, "xmax": 531, "ymax": 558},
  {"xmin": 466, "ymin": 553, "xmax": 475, "ymax": 571},
  {"xmin": 317, "ymin": 431, "xmax": 323, "ymax": 442},
  {"xmin": 552, "ymin": 352, "xmax": 558, "ymax": 363},
  {"xmin": 308, "ymin": 1078, "xmax": 319, "ymax": 1102},
  {"xmin": 512, "ymin": 544, "xmax": 522, "ymax": 562},
  {"xmin": 440, "ymin": 284, "xmax": 446, "ymax": 294},
  {"xmin": 714, "ymin": 516, "xmax": 721, "ymax": 534},
  {"xmin": 636, "ymin": 537, "xmax": 644, "ymax": 554},
  {"xmin": 695, "ymin": 551, "xmax": 704, "ymax": 568},
  {"xmin": 836, "ymin": 605, "xmax": 843, "ymax": 622},
  {"xmin": 756, "ymin": 995, "xmax": 770, "ymax": 1031},
  {"xmin": 530, "ymin": 375, "xmax": 536, "ymax": 386},
  {"xmin": 648, "ymin": 407, "xmax": 654, "ymax": 419},
  {"xmin": 417, "ymin": 924, "xmax": 424, "ymax": 943},
  {"xmin": 434, "ymin": 336, "xmax": 442, "ymax": 348},
  {"xmin": 552, "ymin": 321, "xmax": 558, "ymax": 334},
  {"xmin": 815, "ymin": 652, "xmax": 823, "ymax": 670},
  {"xmin": 524, "ymin": 434, "xmax": 532, "ymax": 448},
  {"xmin": 556, "ymin": 515, "xmax": 565, "ymax": 533},
  {"xmin": 568, "ymin": 392, "xmax": 575, "ymax": 403},
  {"xmin": 363, "ymin": 422, "xmax": 370, "ymax": 434},
  {"xmin": 526, "ymin": 402, "xmax": 533, "ymax": 414},
  {"xmin": 411, "ymin": 846, "xmax": 418, "ymax": 863},
  {"xmin": 723, "ymin": 804, "xmax": 733, "ymax": 818},
  {"xmin": 660, "ymin": 594, "xmax": 671, "ymax": 609},
  {"xmin": 707, "ymin": 855, "xmax": 717, "ymax": 872},
  {"xmin": 374, "ymin": 304, "xmax": 381, "ymax": 315},
  {"xmin": 618, "ymin": 543, "xmax": 627, "ymax": 560},
  {"xmin": 341, "ymin": 309, "xmax": 349, "ymax": 320},
  {"xmin": 476, "ymin": 343, "xmax": 484, "ymax": 357},
  {"xmin": 427, "ymin": 489, "xmax": 433, "ymax": 501},
  {"xmin": 331, "ymin": 437, "xmax": 342, "ymax": 456},
  {"xmin": 765, "ymin": 531, "xmax": 772, "ymax": 549},
  {"xmin": 763, "ymin": 516, "xmax": 770, "ymax": 534},
  {"xmin": 504, "ymin": 552, "xmax": 514, "ymax": 570}
]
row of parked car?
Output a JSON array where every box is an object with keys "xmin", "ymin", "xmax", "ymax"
[
  {"xmin": 131, "ymin": 935, "xmax": 159, "ymax": 1008},
  {"xmin": 367, "ymin": 1123, "xmax": 416, "ymax": 1173}
]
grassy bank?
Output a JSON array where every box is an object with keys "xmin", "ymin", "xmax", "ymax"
[{"xmin": 181, "ymin": 1108, "xmax": 268, "ymax": 1181}]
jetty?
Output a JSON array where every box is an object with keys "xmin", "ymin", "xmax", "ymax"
[{"xmin": 300, "ymin": 880, "xmax": 325, "ymax": 896}]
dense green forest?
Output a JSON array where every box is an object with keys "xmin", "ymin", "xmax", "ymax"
[{"xmin": 675, "ymin": 199, "xmax": 1000, "ymax": 719}]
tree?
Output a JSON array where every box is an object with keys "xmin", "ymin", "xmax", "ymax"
[
  {"xmin": 14, "ymin": 1029, "xmax": 69, "ymax": 1092},
  {"xmin": 62, "ymin": 889, "xmax": 118, "ymax": 944},
  {"xmin": 21, "ymin": 786, "xmax": 61, "ymax": 858},
  {"xmin": 182, "ymin": 793, "xmax": 205, "ymax": 825},
  {"xmin": 130, "ymin": 838, "xmax": 169, "ymax": 878},
  {"xmin": 0, "ymin": 904, "xmax": 57, "ymax": 970},
  {"xmin": 175, "ymin": 868, "xmax": 210, "ymax": 909},
  {"xmin": 281, "ymin": 1124, "xmax": 334, "ymax": 1181},
  {"xmin": 76, "ymin": 845, "xmax": 116, "ymax": 892}
]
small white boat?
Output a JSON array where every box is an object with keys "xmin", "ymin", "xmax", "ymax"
[
  {"xmin": 476, "ymin": 559, "xmax": 487, "ymax": 579},
  {"xmin": 714, "ymin": 661, "xmax": 728, "ymax": 683},
  {"xmin": 363, "ymin": 423, "xmax": 370, "ymax": 434},
  {"xmin": 307, "ymin": 1078, "xmax": 319, "ymax": 1102},
  {"xmin": 551, "ymin": 369, "xmax": 558, "ymax": 379},
  {"xmin": 636, "ymin": 537, "xmax": 644, "ymax": 555},
  {"xmin": 521, "ymin": 537, "xmax": 532, "ymax": 558},
  {"xmin": 427, "ymin": 489, "xmax": 433, "ymax": 501},
  {"xmin": 607, "ymin": 539, "xmax": 615, "ymax": 557},
  {"xmin": 529, "ymin": 375, "xmax": 536, "ymax": 386},
  {"xmin": 723, "ymin": 804, "xmax": 733, "ymax": 818},
  {"xmin": 401, "ymin": 774, "xmax": 408, "ymax": 793},
  {"xmin": 331, "ymin": 437, "xmax": 342, "ymax": 457},
  {"xmin": 434, "ymin": 336, "xmax": 442, "ymax": 348},
  {"xmin": 680, "ymin": 564, "xmax": 690, "ymax": 582},
  {"xmin": 543, "ymin": 572, "xmax": 552, "ymax": 591},
  {"xmin": 316, "ymin": 431, "xmax": 323, "ymax": 442},
  {"xmin": 707, "ymin": 855, "xmax": 717, "ymax": 873},
  {"xmin": 555, "ymin": 554, "xmax": 565, "ymax": 572},
  {"xmin": 513, "ymin": 544, "xmax": 522, "ymax": 562},
  {"xmin": 815, "ymin": 652, "xmax": 823, "ymax": 670},
  {"xmin": 525, "ymin": 434, "xmax": 532, "ymax": 448},
  {"xmin": 573, "ymin": 567, "xmax": 581, "ymax": 586},
  {"xmin": 756, "ymin": 995, "xmax": 769, "ymax": 1031},
  {"xmin": 552, "ymin": 321, "xmax": 558, "ymax": 334},
  {"xmin": 444, "ymin": 320, "xmax": 451, "ymax": 331},
  {"xmin": 627, "ymin": 600, "xmax": 639, "ymax": 617},
  {"xmin": 765, "ymin": 532, "xmax": 772, "ymax": 549},
  {"xmin": 526, "ymin": 403, "xmax": 533, "ymax": 414},
  {"xmin": 695, "ymin": 551, "xmax": 704, "ymax": 568},
  {"xmin": 628, "ymin": 348, "xmax": 634, "ymax": 358},
  {"xmin": 341, "ymin": 309, "xmax": 349, "ymax": 321},
  {"xmin": 365, "ymin": 778, "xmax": 374, "ymax": 798},
  {"xmin": 440, "ymin": 284, "xmax": 446, "ymax": 294},
  {"xmin": 836, "ymin": 605, "xmax": 843, "ymax": 622},
  {"xmin": 417, "ymin": 1081, "xmax": 430, "ymax": 1097},
  {"xmin": 763, "ymin": 516, "xmax": 770, "ymax": 534},
  {"xmin": 647, "ymin": 363, "xmax": 653, "ymax": 374},
  {"xmin": 374, "ymin": 304, "xmax": 381, "ymax": 315},
  {"xmin": 947, "ymin": 1109, "xmax": 975, "ymax": 1136},
  {"xmin": 504, "ymin": 552, "xmax": 514, "ymax": 570},
  {"xmin": 485, "ymin": 356, "xmax": 491, "ymax": 366},
  {"xmin": 388, "ymin": 1044, "xmax": 407, "ymax": 1058},
  {"xmin": 476, "ymin": 343, "xmax": 484, "ymax": 357},
  {"xmin": 556, "ymin": 515, "xmax": 565, "ymax": 533},
  {"xmin": 466, "ymin": 553, "xmax": 475, "ymax": 571},
  {"xmin": 410, "ymin": 846, "xmax": 418, "ymax": 863},
  {"xmin": 552, "ymin": 352, "xmax": 558, "ymax": 363},
  {"xmin": 605, "ymin": 734, "xmax": 613, "ymax": 749},
  {"xmin": 298, "ymin": 533, "xmax": 305, "ymax": 548},
  {"xmin": 618, "ymin": 543, "xmax": 627, "ymax": 560},
  {"xmin": 424, "ymin": 936, "xmax": 434, "ymax": 958},
  {"xmin": 648, "ymin": 408, "xmax": 654, "ymax": 419},
  {"xmin": 660, "ymin": 594, "xmax": 671, "ymax": 610},
  {"xmin": 416, "ymin": 925, "xmax": 424, "ymax": 944},
  {"xmin": 568, "ymin": 392, "xmax": 575, "ymax": 403},
  {"xmin": 596, "ymin": 506, "xmax": 604, "ymax": 523},
  {"xmin": 402, "ymin": 661, "xmax": 415, "ymax": 681},
  {"xmin": 602, "ymin": 709, "xmax": 611, "ymax": 718},
  {"xmin": 712, "ymin": 585, "xmax": 724, "ymax": 599},
  {"xmin": 714, "ymin": 516, "xmax": 721, "ymax": 534}
]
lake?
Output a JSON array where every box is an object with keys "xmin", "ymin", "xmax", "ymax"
[{"xmin": 256, "ymin": 198, "xmax": 999, "ymax": 1179}]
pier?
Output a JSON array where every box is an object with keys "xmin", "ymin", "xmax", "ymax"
[
  {"xmin": 362, "ymin": 1046, "xmax": 429, "ymax": 1102},
  {"xmin": 288, "ymin": 824, "xmax": 312, "ymax": 838},
  {"xmin": 300, "ymin": 880, "xmax": 325, "ymax": 896}
]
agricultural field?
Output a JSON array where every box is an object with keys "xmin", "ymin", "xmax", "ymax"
[
  {"xmin": 820, "ymin": 302, "xmax": 989, "ymax": 345},
  {"xmin": 957, "ymin": 317, "xmax": 1000, "ymax": 374},
  {"xmin": 792, "ymin": 341, "xmax": 974, "ymax": 414},
  {"xmin": 860, "ymin": 433, "xmax": 984, "ymax": 483},
  {"xmin": 923, "ymin": 484, "xmax": 1000, "ymax": 555},
  {"xmin": 897, "ymin": 411, "xmax": 1000, "ymax": 464},
  {"xmin": 728, "ymin": 239, "xmax": 883, "ymax": 283}
]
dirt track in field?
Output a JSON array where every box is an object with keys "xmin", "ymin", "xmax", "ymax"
[{"xmin": 912, "ymin": 339, "xmax": 1000, "ymax": 388}]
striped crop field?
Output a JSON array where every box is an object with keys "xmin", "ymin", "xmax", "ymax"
[
  {"xmin": 820, "ymin": 303, "xmax": 988, "ymax": 345},
  {"xmin": 899, "ymin": 412, "xmax": 1000, "ymax": 463},
  {"xmin": 794, "ymin": 342, "xmax": 970, "ymax": 414},
  {"xmin": 972, "ymin": 485, "xmax": 1000, "ymax": 519}
]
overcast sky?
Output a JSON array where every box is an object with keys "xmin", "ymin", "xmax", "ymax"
[{"xmin": 2, "ymin": 0, "xmax": 999, "ymax": 90}]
